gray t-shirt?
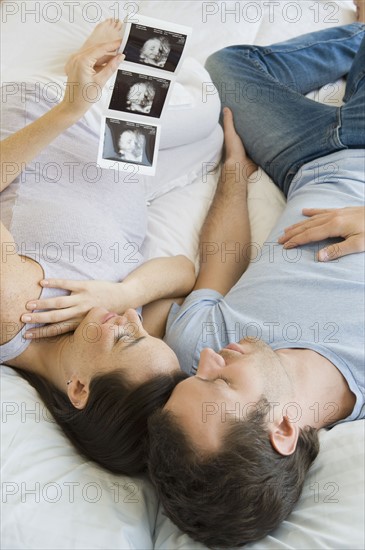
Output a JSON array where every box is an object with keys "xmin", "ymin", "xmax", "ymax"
[
  {"xmin": 165, "ymin": 149, "xmax": 365, "ymax": 423},
  {"xmin": 0, "ymin": 84, "xmax": 147, "ymax": 363}
]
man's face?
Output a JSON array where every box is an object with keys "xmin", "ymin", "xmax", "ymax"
[{"xmin": 165, "ymin": 338, "xmax": 284, "ymax": 453}]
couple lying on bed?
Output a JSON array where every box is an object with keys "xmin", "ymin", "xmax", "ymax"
[{"xmin": 1, "ymin": 13, "xmax": 364, "ymax": 548}]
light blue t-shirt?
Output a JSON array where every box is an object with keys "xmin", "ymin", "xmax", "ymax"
[{"xmin": 165, "ymin": 149, "xmax": 365, "ymax": 423}]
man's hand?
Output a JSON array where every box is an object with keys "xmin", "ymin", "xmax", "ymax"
[
  {"xmin": 223, "ymin": 107, "xmax": 257, "ymax": 178},
  {"xmin": 193, "ymin": 108, "xmax": 254, "ymax": 294},
  {"xmin": 278, "ymin": 206, "xmax": 365, "ymax": 261},
  {"xmin": 62, "ymin": 40, "xmax": 124, "ymax": 117}
]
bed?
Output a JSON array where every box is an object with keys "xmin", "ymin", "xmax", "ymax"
[{"xmin": 1, "ymin": 1, "xmax": 364, "ymax": 548}]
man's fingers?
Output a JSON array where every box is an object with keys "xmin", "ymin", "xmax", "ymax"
[
  {"xmin": 279, "ymin": 220, "xmax": 333, "ymax": 245},
  {"xmin": 318, "ymin": 235, "xmax": 364, "ymax": 262},
  {"xmin": 282, "ymin": 225, "xmax": 332, "ymax": 248},
  {"xmin": 223, "ymin": 107, "xmax": 235, "ymax": 132},
  {"xmin": 282, "ymin": 214, "xmax": 331, "ymax": 235},
  {"xmin": 222, "ymin": 106, "xmax": 249, "ymax": 163},
  {"xmin": 302, "ymin": 208, "xmax": 335, "ymax": 216}
]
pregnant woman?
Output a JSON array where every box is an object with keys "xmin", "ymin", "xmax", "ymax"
[{"xmin": 0, "ymin": 20, "xmax": 195, "ymax": 475}]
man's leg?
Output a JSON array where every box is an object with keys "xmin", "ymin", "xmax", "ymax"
[
  {"xmin": 205, "ymin": 24, "xmax": 365, "ymax": 195},
  {"xmin": 340, "ymin": 34, "xmax": 365, "ymax": 147}
]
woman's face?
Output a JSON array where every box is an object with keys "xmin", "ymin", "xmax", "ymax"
[
  {"xmin": 68, "ymin": 307, "xmax": 180, "ymax": 387},
  {"xmin": 118, "ymin": 131, "xmax": 136, "ymax": 154}
]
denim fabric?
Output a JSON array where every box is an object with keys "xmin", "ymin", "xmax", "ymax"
[{"xmin": 205, "ymin": 24, "xmax": 365, "ymax": 195}]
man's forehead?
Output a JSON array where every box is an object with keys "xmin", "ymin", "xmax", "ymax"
[{"xmin": 165, "ymin": 377, "xmax": 230, "ymax": 453}]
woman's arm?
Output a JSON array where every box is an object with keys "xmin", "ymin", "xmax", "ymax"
[
  {"xmin": 0, "ymin": 40, "xmax": 124, "ymax": 192},
  {"xmin": 21, "ymin": 256, "xmax": 196, "ymax": 338}
]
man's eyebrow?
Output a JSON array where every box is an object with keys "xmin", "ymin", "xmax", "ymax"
[
  {"xmin": 194, "ymin": 376, "xmax": 222, "ymax": 387},
  {"xmin": 194, "ymin": 375, "xmax": 229, "ymax": 390},
  {"xmin": 194, "ymin": 376, "xmax": 211, "ymax": 383}
]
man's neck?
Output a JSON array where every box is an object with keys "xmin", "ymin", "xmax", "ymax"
[
  {"xmin": 7, "ymin": 335, "xmax": 70, "ymax": 392},
  {"xmin": 276, "ymin": 348, "xmax": 356, "ymax": 429}
]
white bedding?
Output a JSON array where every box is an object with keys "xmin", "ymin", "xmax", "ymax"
[{"xmin": 1, "ymin": 1, "xmax": 364, "ymax": 549}]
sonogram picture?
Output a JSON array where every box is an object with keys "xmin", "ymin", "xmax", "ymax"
[{"xmin": 98, "ymin": 16, "xmax": 191, "ymax": 176}]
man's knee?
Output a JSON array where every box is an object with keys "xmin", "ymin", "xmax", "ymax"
[
  {"xmin": 205, "ymin": 45, "xmax": 255, "ymax": 80},
  {"xmin": 205, "ymin": 46, "xmax": 255, "ymax": 106}
]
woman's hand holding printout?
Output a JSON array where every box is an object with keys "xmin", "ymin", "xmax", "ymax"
[
  {"xmin": 62, "ymin": 41, "xmax": 125, "ymax": 117},
  {"xmin": 279, "ymin": 206, "xmax": 365, "ymax": 261}
]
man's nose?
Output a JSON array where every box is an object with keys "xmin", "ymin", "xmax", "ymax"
[{"xmin": 196, "ymin": 348, "xmax": 225, "ymax": 379}]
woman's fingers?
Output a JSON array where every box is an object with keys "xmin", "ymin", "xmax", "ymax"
[
  {"xmin": 22, "ymin": 306, "xmax": 79, "ymax": 325},
  {"xmin": 25, "ymin": 279, "xmax": 83, "ymax": 311},
  {"xmin": 83, "ymin": 39, "xmax": 123, "ymax": 63},
  {"xmin": 25, "ymin": 294, "xmax": 75, "ymax": 312},
  {"xmin": 25, "ymin": 321, "xmax": 80, "ymax": 340},
  {"xmin": 41, "ymin": 278, "xmax": 82, "ymax": 291},
  {"xmin": 95, "ymin": 52, "xmax": 125, "ymax": 83}
]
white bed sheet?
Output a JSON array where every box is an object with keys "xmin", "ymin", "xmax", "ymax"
[{"xmin": 1, "ymin": 1, "xmax": 364, "ymax": 549}]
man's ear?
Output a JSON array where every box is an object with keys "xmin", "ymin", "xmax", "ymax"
[
  {"xmin": 269, "ymin": 415, "xmax": 299, "ymax": 456},
  {"xmin": 67, "ymin": 378, "xmax": 90, "ymax": 410}
]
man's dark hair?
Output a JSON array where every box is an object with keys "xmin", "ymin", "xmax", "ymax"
[
  {"xmin": 148, "ymin": 398, "xmax": 320, "ymax": 548},
  {"xmin": 15, "ymin": 368, "xmax": 188, "ymax": 476}
]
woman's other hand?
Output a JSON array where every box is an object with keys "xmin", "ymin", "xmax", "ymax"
[{"xmin": 21, "ymin": 279, "xmax": 126, "ymax": 339}]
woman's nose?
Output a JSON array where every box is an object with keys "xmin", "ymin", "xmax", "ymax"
[
  {"xmin": 123, "ymin": 308, "xmax": 140, "ymax": 324},
  {"xmin": 196, "ymin": 348, "xmax": 225, "ymax": 379}
]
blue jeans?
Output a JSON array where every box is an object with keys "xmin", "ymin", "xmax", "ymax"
[{"xmin": 205, "ymin": 24, "xmax": 365, "ymax": 196}]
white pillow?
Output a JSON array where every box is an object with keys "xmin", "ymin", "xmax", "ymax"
[
  {"xmin": 0, "ymin": 366, "xmax": 157, "ymax": 550},
  {"xmin": 154, "ymin": 419, "xmax": 365, "ymax": 549}
]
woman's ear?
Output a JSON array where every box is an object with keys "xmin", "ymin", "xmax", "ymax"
[
  {"xmin": 66, "ymin": 378, "xmax": 90, "ymax": 410},
  {"xmin": 269, "ymin": 415, "xmax": 299, "ymax": 456}
]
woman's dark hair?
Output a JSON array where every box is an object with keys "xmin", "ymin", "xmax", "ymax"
[
  {"xmin": 148, "ymin": 397, "xmax": 320, "ymax": 548},
  {"xmin": 15, "ymin": 368, "xmax": 188, "ymax": 476}
]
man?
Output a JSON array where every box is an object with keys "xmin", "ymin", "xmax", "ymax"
[{"xmin": 147, "ymin": 20, "xmax": 365, "ymax": 548}]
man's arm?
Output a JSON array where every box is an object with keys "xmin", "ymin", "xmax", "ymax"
[
  {"xmin": 194, "ymin": 108, "xmax": 257, "ymax": 295},
  {"xmin": 0, "ymin": 40, "xmax": 123, "ymax": 192}
]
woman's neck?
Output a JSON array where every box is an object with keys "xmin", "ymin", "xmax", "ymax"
[{"xmin": 7, "ymin": 334, "xmax": 70, "ymax": 391}]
